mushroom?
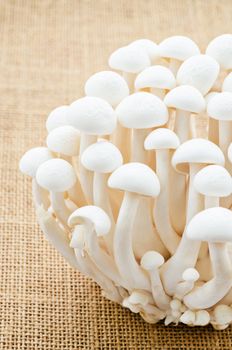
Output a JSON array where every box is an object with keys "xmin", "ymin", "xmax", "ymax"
[
  {"xmin": 223, "ymin": 72, "xmax": 232, "ymax": 93},
  {"xmin": 19, "ymin": 147, "xmax": 53, "ymax": 209},
  {"xmin": 128, "ymin": 39, "xmax": 160, "ymax": 64},
  {"xmin": 36, "ymin": 158, "xmax": 76, "ymax": 228},
  {"xmin": 205, "ymin": 92, "xmax": 219, "ymax": 144},
  {"xmin": 164, "ymin": 85, "xmax": 205, "ymax": 143},
  {"xmin": 68, "ymin": 205, "xmax": 124, "ymax": 288},
  {"xmin": 160, "ymin": 138, "xmax": 225, "ymax": 295},
  {"xmin": 68, "ymin": 96, "xmax": 117, "ymax": 203},
  {"xmin": 144, "ymin": 128, "xmax": 181, "ymax": 252},
  {"xmin": 134, "ymin": 65, "xmax": 176, "ymax": 99},
  {"xmin": 184, "ymin": 207, "xmax": 232, "ymax": 309},
  {"xmin": 116, "ymin": 92, "xmax": 168, "ymax": 163},
  {"xmin": 81, "ymin": 140, "xmax": 123, "ymax": 254},
  {"xmin": 212, "ymin": 305, "xmax": 232, "ymax": 329},
  {"xmin": 46, "ymin": 105, "xmax": 69, "ymax": 132},
  {"xmin": 159, "ymin": 36, "xmax": 200, "ymax": 75},
  {"xmin": 108, "ymin": 162, "xmax": 161, "ymax": 291},
  {"xmin": 108, "ymin": 45, "xmax": 150, "ymax": 91},
  {"xmin": 206, "ymin": 34, "xmax": 232, "ymax": 71},
  {"xmin": 174, "ymin": 268, "xmax": 200, "ymax": 300},
  {"xmin": 141, "ymin": 251, "xmax": 171, "ymax": 310}
]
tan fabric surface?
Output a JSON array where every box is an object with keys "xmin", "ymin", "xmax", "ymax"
[{"xmin": 1, "ymin": 0, "xmax": 232, "ymax": 349}]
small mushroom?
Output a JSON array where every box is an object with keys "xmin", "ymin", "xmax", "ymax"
[
  {"xmin": 213, "ymin": 304, "xmax": 232, "ymax": 328},
  {"xmin": 128, "ymin": 39, "xmax": 159, "ymax": 64},
  {"xmin": 174, "ymin": 268, "xmax": 200, "ymax": 300},
  {"xmin": 206, "ymin": 34, "xmax": 232, "ymax": 71},
  {"xmin": 46, "ymin": 105, "xmax": 69, "ymax": 132},
  {"xmin": 184, "ymin": 207, "xmax": 232, "ymax": 309}
]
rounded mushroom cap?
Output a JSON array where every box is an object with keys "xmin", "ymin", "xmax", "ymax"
[
  {"xmin": 128, "ymin": 291, "xmax": 150, "ymax": 306},
  {"xmin": 159, "ymin": 36, "xmax": 200, "ymax": 61},
  {"xmin": 129, "ymin": 39, "xmax": 159, "ymax": 61},
  {"xmin": 206, "ymin": 34, "xmax": 232, "ymax": 70},
  {"xmin": 135, "ymin": 65, "xmax": 176, "ymax": 90},
  {"xmin": 194, "ymin": 165, "xmax": 232, "ymax": 197},
  {"xmin": 46, "ymin": 126, "xmax": 80, "ymax": 156},
  {"xmin": 68, "ymin": 96, "xmax": 116, "ymax": 135},
  {"xmin": 140, "ymin": 251, "xmax": 164, "ymax": 270},
  {"xmin": 176, "ymin": 54, "xmax": 220, "ymax": 95},
  {"xmin": 182, "ymin": 268, "xmax": 199, "ymax": 282},
  {"xmin": 108, "ymin": 162, "xmax": 160, "ymax": 197},
  {"xmin": 186, "ymin": 207, "xmax": 232, "ymax": 243},
  {"xmin": 205, "ymin": 91, "xmax": 218, "ymax": 105},
  {"xmin": 46, "ymin": 105, "xmax": 69, "ymax": 132},
  {"xmin": 108, "ymin": 45, "xmax": 150, "ymax": 73},
  {"xmin": 81, "ymin": 141, "xmax": 123, "ymax": 173},
  {"xmin": 36, "ymin": 159, "xmax": 76, "ymax": 192},
  {"xmin": 213, "ymin": 304, "xmax": 232, "ymax": 325},
  {"xmin": 84, "ymin": 71, "xmax": 129, "ymax": 106},
  {"xmin": 144, "ymin": 128, "xmax": 180, "ymax": 150},
  {"xmin": 207, "ymin": 92, "xmax": 232, "ymax": 121},
  {"xmin": 223, "ymin": 72, "xmax": 232, "ymax": 92},
  {"xmin": 68, "ymin": 205, "xmax": 111, "ymax": 236},
  {"xmin": 228, "ymin": 143, "xmax": 232, "ymax": 163},
  {"xmin": 116, "ymin": 92, "xmax": 168, "ymax": 129},
  {"xmin": 172, "ymin": 138, "xmax": 225, "ymax": 174},
  {"xmin": 19, "ymin": 147, "xmax": 53, "ymax": 178},
  {"xmin": 164, "ymin": 85, "xmax": 205, "ymax": 113}
]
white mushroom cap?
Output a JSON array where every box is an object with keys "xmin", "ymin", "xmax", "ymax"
[
  {"xmin": 128, "ymin": 291, "xmax": 150, "ymax": 306},
  {"xmin": 172, "ymin": 138, "xmax": 225, "ymax": 174},
  {"xmin": 68, "ymin": 96, "xmax": 116, "ymax": 135},
  {"xmin": 135, "ymin": 65, "xmax": 176, "ymax": 90},
  {"xmin": 207, "ymin": 92, "xmax": 232, "ymax": 121},
  {"xmin": 36, "ymin": 159, "xmax": 76, "ymax": 192},
  {"xmin": 194, "ymin": 165, "xmax": 232, "ymax": 197},
  {"xmin": 129, "ymin": 39, "xmax": 159, "ymax": 61},
  {"xmin": 84, "ymin": 71, "xmax": 129, "ymax": 106},
  {"xmin": 108, "ymin": 45, "xmax": 150, "ymax": 73},
  {"xmin": 116, "ymin": 92, "xmax": 168, "ymax": 129},
  {"xmin": 223, "ymin": 72, "xmax": 232, "ymax": 92},
  {"xmin": 205, "ymin": 91, "xmax": 219, "ymax": 105},
  {"xmin": 19, "ymin": 147, "xmax": 53, "ymax": 178},
  {"xmin": 68, "ymin": 205, "xmax": 111, "ymax": 236},
  {"xmin": 144, "ymin": 128, "xmax": 180, "ymax": 150},
  {"xmin": 159, "ymin": 36, "xmax": 200, "ymax": 61},
  {"xmin": 81, "ymin": 140, "xmax": 123, "ymax": 173},
  {"xmin": 108, "ymin": 162, "xmax": 160, "ymax": 197},
  {"xmin": 206, "ymin": 34, "xmax": 232, "ymax": 70},
  {"xmin": 46, "ymin": 105, "xmax": 69, "ymax": 132},
  {"xmin": 213, "ymin": 304, "xmax": 232, "ymax": 325},
  {"xmin": 186, "ymin": 207, "xmax": 232, "ymax": 243},
  {"xmin": 140, "ymin": 251, "xmax": 164, "ymax": 270},
  {"xmin": 195, "ymin": 310, "xmax": 210, "ymax": 326},
  {"xmin": 182, "ymin": 268, "xmax": 199, "ymax": 282},
  {"xmin": 70, "ymin": 225, "xmax": 85, "ymax": 249},
  {"xmin": 46, "ymin": 126, "xmax": 80, "ymax": 156},
  {"xmin": 176, "ymin": 54, "xmax": 220, "ymax": 95},
  {"xmin": 164, "ymin": 85, "xmax": 205, "ymax": 113},
  {"xmin": 228, "ymin": 143, "xmax": 232, "ymax": 163}
]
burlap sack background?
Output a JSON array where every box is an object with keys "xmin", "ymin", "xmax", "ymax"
[{"xmin": 0, "ymin": 0, "xmax": 232, "ymax": 349}]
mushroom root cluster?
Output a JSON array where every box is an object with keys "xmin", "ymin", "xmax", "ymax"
[{"xmin": 20, "ymin": 35, "xmax": 232, "ymax": 329}]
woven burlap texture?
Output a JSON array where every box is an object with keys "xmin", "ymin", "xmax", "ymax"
[{"xmin": 1, "ymin": 1, "xmax": 232, "ymax": 349}]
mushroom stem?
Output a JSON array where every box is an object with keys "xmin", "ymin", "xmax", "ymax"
[
  {"xmin": 205, "ymin": 196, "xmax": 219, "ymax": 209},
  {"xmin": 184, "ymin": 243, "xmax": 232, "ymax": 309},
  {"xmin": 169, "ymin": 59, "xmax": 181, "ymax": 75},
  {"xmin": 32, "ymin": 179, "xmax": 50, "ymax": 209},
  {"xmin": 174, "ymin": 281, "xmax": 195, "ymax": 300},
  {"xmin": 153, "ymin": 150, "xmax": 180, "ymax": 253},
  {"xmin": 208, "ymin": 118, "xmax": 219, "ymax": 144},
  {"xmin": 122, "ymin": 71, "xmax": 135, "ymax": 92},
  {"xmin": 50, "ymin": 192, "xmax": 71, "ymax": 228},
  {"xmin": 111, "ymin": 124, "xmax": 130, "ymax": 163},
  {"xmin": 114, "ymin": 192, "xmax": 150, "ymax": 291},
  {"xmin": 131, "ymin": 129, "xmax": 149, "ymax": 163},
  {"xmin": 148, "ymin": 268, "xmax": 171, "ymax": 310},
  {"xmin": 151, "ymin": 88, "xmax": 165, "ymax": 99},
  {"xmin": 174, "ymin": 110, "xmax": 191, "ymax": 143},
  {"xmin": 161, "ymin": 164, "xmax": 203, "ymax": 295}
]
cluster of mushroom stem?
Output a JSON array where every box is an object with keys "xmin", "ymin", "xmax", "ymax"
[{"xmin": 20, "ymin": 35, "xmax": 232, "ymax": 329}]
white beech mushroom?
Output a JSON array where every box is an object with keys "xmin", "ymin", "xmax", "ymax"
[
  {"xmin": 108, "ymin": 162, "xmax": 161, "ymax": 291},
  {"xmin": 68, "ymin": 96, "xmax": 116, "ymax": 203},
  {"xmin": 223, "ymin": 72, "xmax": 232, "ymax": 92},
  {"xmin": 174, "ymin": 268, "xmax": 199, "ymax": 300},
  {"xmin": 134, "ymin": 65, "xmax": 176, "ymax": 98},
  {"xmin": 184, "ymin": 207, "xmax": 232, "ymax": 309},
  {"xmin": 144, "ymin": 128, "xmax": 181, "ymax": 253},
  {"xmin": 159, "ymin": 36, "xmax": 200, "ymax": 75},
  {"xmin": 141, "ymin": 251, "xmax": 171, "ymax": 310},
  {"xmin": 212, "ymin": 305, "xmax": 232, "ymax": 330},
  {"xmin": 36, "ymin": 158, "xmax": 76, "ymax": 228},
  {"xmin": 206, "ymin": 34, "xmax": 232, "ymax": 72},
  {"xmin": 46, "ymin": 105, "xmax": 69, "ymax": 132},
  {"xmin": 161, "ymin": 138, "xmax": 225, "ymax": 295},
  {"xmin": 68, "ymin": 205, "xmax": 124, "ymax": 288},
  {"xmin": 19, "ymin": 147, "xmax": 53, "ymax": 209},
  {"xmin": 128, "ymin": 39, "xmax": 160, "ymax": 64},
  {"xmin": 81, "ymin": 140, "xmax": 123, "ymax": 254},
  {"xmin": 116, "ymin": 92, "xmax": 168, "ymax": 163}
]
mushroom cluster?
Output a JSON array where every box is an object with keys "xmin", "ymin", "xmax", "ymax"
[{"xmin": 20, "ymin": 35, "xmax": 232, "ymax": 329}]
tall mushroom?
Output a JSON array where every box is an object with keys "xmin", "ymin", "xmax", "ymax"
[
  {"xmin": 160, "ymin": 138, "xmax": 225, "ymax": 295},
  {"xmin": 68, "ymin": 96, "xmax": 117, "ymax": 203},
  {"xmin": 108, "ymin": 162, "xmax": 161, "ymax": 291},
  {"xmin": 184, "ymin": 207, "xmax": 232, "ymax": 309},
  {"xmin": 144, "ymin": 128, "xmax": 181, "ymax": 253}
]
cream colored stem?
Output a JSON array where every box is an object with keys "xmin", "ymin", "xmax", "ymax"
[
  {"xmin": 131, "ymin": 129, "xmax": 149, "ymax": 163},
  {"xmin": 122, "ymin": 71, "xmax": 135, "ymax": 92},
  {"xmin": 50, "ymin": 192, "xmax": 71, "ymax": 229},
  {"xmin": 149, "ymin": 269, "xmax": 171, "ymax": 310},
  {"xmin": 169, "ymin": 59, "xmax": 181, "ymax": 75},
  {"xmin": 208, "ymin": 118, "xmax": 219, "ymax": 145},
  {"xmin": 174, "ymin": 281, "xmax": 195, "ymax": 300},
  {"xmin": 32, "ymin": 179, "xmax": 50, "ymax": 209},
  {"xmin": 111, "ymin": 123, "xmax": 130, "ymax": 163},
  {"xmin": 153, "ymin": 150, "xmax": 180, "ymax": 253},
  {"xmin": 151, "ymin": 88, "xmax": 165, "ymax": 99},
  {"xmin": 114, "ymin": 192, "xmax": 150, "ymax": 291},
  {"xmin": 174, "ymin": 110, "xmax": 191, "ymax": 143}
]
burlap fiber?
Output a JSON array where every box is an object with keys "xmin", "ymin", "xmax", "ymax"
[{"xmin": 1, "ymin": 0, "xmax": 232, "ymax": 349}]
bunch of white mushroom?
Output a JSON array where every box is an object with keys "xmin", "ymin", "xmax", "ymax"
[{"xmin": 19, "ymin": 35, "xmax": 232, "ymax": 329}]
